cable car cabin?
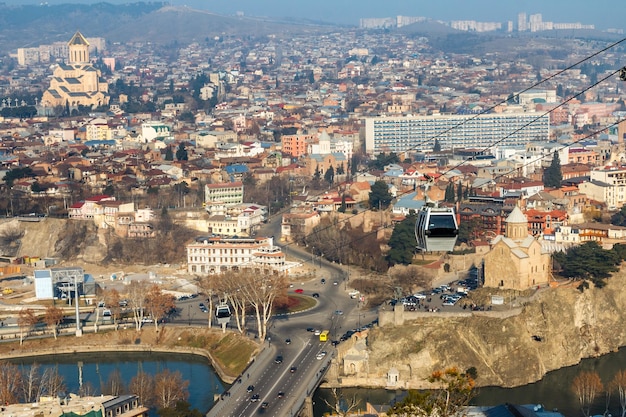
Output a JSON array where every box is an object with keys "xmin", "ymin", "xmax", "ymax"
[
  {"xmin": 216, "ymin": 304, "xmax": 231, "ymax": 319},
  {"xmin": 415, "ymin": 206, "xmax": 459, "ymax": 252}
]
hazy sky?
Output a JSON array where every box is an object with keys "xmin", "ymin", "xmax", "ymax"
[
  {"xmin": 169, "ymin": 0, "xmax": 623, "ymax": 30},
  {"xmin": 14, "ymin": 1, "xmax": 625, "ymax": 30}
]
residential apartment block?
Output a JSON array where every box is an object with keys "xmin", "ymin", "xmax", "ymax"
[
  {"xmin": 364, "ymin": 112, "xmax": 550, "ymax": 155},
  {"xmin": 579, "ymin": 166, "xmax": 626, "ymax": 210},
  {"xmin": 204, "ymin": 181, "xmax": 244, "ymax": 214}
]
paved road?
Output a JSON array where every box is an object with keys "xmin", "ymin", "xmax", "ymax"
[{"xmin": 205, "ymin": 225, "xmax": 377, "ymax": 417}]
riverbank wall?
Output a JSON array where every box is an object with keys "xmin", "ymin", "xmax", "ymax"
[{"xmin": 0, "ymin": 325, "xmax": 258, "ymax": 385}]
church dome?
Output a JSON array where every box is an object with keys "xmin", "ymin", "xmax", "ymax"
[{"xmin": 505, "ymin": 206, "xmax": 527, "ymax": 224}]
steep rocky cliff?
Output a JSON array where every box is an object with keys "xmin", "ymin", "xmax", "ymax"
[
  {"xmin": 364, "ymin": 271, "xmax": 626, "ymax": 388},
  {"xmin": 0, "ymin": 218, "xmax": 107, "ymax": 263}
]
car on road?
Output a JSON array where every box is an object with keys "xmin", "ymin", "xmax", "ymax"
[
  {"xmin": 277, "ymin": 391, "xmax": 285, "ymax": 398},
  {"xmin": 261, "ymin": 401, "xmax": 269, "ymax": 409},
  {"xmin": 331, "ymin": 340, "xmax": 340, "ymax": 347},
  {"xmin": 316, "ymin": 351, "xmax": 327, "ymax": 360},
  {"xmin": 321, "ymin": 278, "xmax": 326, "ymax": 284},
  {"xmin": 314, "ymin": 329, "xmax": 321, "ymax": 336},
  {"xmin": 247, "ymin": 385, "xmax": 255, "ymax": 393},
  {"xmin": 275, "ymin": 355, "xmax": 283, "ymax": 364},
  {"xmin": 285, "ymin": 338, "xmax": 291, "ymax": 344},
  {"xmin": 334, "ymin": 310, "xmax": 343, "ymax": 315},
  {"xmin": 250, "ymin": 394, "xmax": 260, "ymax": 402},
  {"xmin": 312, "ymin": 292, "xmax": 320, "ymax": 298},
  {"xmin": 290, "ymin": 366, "xmax": 297, "ymax": 373},
  {"xmin": 294, "ymin": 288, "xmax": 304, "ymax": 294},
  {"xmin": 306, "ymin": 327, "xmax": 315, "ymax": 332},
  {"xmin": 333, "ymin": 281, "xmax": 338, "ymax": 285}
]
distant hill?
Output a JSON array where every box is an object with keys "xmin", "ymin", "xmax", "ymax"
[{"xmin": 0, "ymin": 2, "xmax": 329, "ymax": 53}]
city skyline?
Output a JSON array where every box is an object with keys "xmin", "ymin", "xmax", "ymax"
[{"xmin": 15, "ymin": 0, "xmax": 624, "ymax": 31}]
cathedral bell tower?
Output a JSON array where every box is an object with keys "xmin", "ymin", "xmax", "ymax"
[{"xmin": 68, "ymin": 31, "xmax": 90, "ymax": 65}]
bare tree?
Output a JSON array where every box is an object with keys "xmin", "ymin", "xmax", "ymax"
[
  {"xmin": 129, "ymin": 370, "xmax": 155, "ymax": 408},
  {"xmin": 194, "ymin": 274, "xmax": 216, "ymax": 328},
  {"xmin": 20, "ymin": 363, "xmax": 42, "ymax": 403},
  {"xmin": 144, "ymin": 284, "xmax": 176, "ymax": 331},
  {"xmin": 17, "ymin": 308, "xmax": 38, "ymax": 345},
  {"xmin": 611, "ymin": 370, "xmax": 626, "ymax": 417},
  {"xmin": 218, "ymin": 271, "xmax": 248, "ymax": 334},
  {"xmin": 153, "ymin": 369, "xmax": 189, "ymax": 409},
  {"xmin": 92, "ymin": 285, "xmax": 108, "ymax": 333},
  {"xmin": 239, "ymin": 268, "xmax": 286, "ymax": 342},
  {"xmin": 322, "ymin": 387, "xmax": 361, "ymax": 417},
  {"xmin": 572, "ymin": 370, "xmax": 603, "ymax": 417},
  {"xmin": 126, "ymin": 280, "xmax": 149, "ymax": 330},
  {"xmin": 103, "ymin": 288, "xmax": 122, "ymax": 329},
  {"xmin": 103, "ymin": 369, "xmax": 125, "ymax": 396},
  {"xmin": 40, "ymin": 366, "xmax": 66, "ymax": 398},
  {"xmin": 78, "ymin": 381, "xmax": 97, "ymax": 397},
  {"xmin": 0, "ymin": 361, "xmax": 22, "ymax": 405},
  {"xmin": 43, "ymin": 305, "xmax": 64, "ymax": 339}
]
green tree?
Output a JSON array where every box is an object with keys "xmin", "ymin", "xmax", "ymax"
[
  {"xmin": 444, "ymin": 183, "xmax": 455, "ymax": 203},
  {"xmin": 552, "ymin": 241, "xmax": 620, "ymax": 288},
  {"xmin": 611, "ymin": 206, "xmax": 626, "ymax": 226},
  {"xmin": 164, "ymin": 147, "xmax": 174, "ymax": 161},
  {"xmin": 386, "ymin": 212, "xmax": 418, "ymax": 265},
  {"xmin": 543, "ymin": 151, "xmax": 563, "ymax": 188},
  {"xmin": 338, "ymin": 194, "xmax": 347, "ymax": 213},
  {"xmin": 369, "ymin": 180, "xmax": 392, "ymax": 210},
  {"xmin": 457, "ymin": 217, "xmax": 481, "ymax": 243},
  {"xmin": 368, "ymin": 152, "xmax": 400, "ymax": 170},
  {"xmin": 175, "ymin": 143, "xmax": 188, "ymax": 161},
  {"xmin": 158, "ymin": 400, "xmax": 202, "ymax": 417},
  {"xmin": 433, "ymin": 139, "xmax": 442, "ymax": 152},
  {"xmin": 456, "ymin": 182, "xmax": 463, "ymax": 202},
  {"xmin": 324, "ymin": 165, "xmax": 335, "ymax": 186},
  {"xmin": 350, "ymin": 154, "xmax": 358, "ymax": 175},
  {"xmin": 3, "ymin": 167, "xmax": 35, "ymax": 188},
  {"xmin": 388, "ymin": 367, "xmax": 476, "ymax": 417}
]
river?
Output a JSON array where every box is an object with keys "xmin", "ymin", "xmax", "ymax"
[
  {"xmin": 8, "ymin": 351, "xmax": 224, "ymax": 416},
  {"xmin": 313, "ymin": 346, "xmax": 626, "ymax": 417},
  {"xmin": 9, "ymin": 346, "xmax": 626, "ymax": 417}
]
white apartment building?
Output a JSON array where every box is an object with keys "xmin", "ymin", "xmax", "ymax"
[
  {"xmin": 206, "ymin": 204, "xmax": 265, "ymax": 236},
  {"xmin": 205, "ymin": 181, "xmax": 244, "ymax": 215},
  {"xmin": 364, "ymin": 112, "xmax": 550, "ymax": 155},
  {"xmin": 186, "ymin": 236, "xmax": 286, "ymax": 274},
  {"xmin": 579, "ymin": 166, "xmax": 626, "ymax": 210}
]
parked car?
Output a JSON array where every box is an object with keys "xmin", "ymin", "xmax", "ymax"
[
  {"xmin": 312, "ymin": 293, "xmax": 320, "ymax": 298},
  {"xmin": 290, "ymin": 366, "xmax": 297, "ymax": 373},
  {"xmin": 250, "ymin": 394, "xmax": 260, "ymax": 402},
  {"xmin": 275, "ymin": 355, "xmax": 283, "ymax": 364},
  {"xmin": 294, "ymin": 288, "xmax": 304, "ymax": 294},
  {"xmin": 247, "ymin": 385, "xmax": 255, "ymax": 393}
]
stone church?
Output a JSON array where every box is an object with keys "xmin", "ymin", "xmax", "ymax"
[
  {"xmin": 483, "ymin": 206, "xmax": 551, "ymax": 290},
  {"xmin": 41, "ymin": 31, "xmax": 109, "ymax": 110}
]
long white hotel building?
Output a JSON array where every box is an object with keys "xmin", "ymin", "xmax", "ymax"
[{"xmin": 364, "ymin": 112, "xmax": 550, "ymax": 155}]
